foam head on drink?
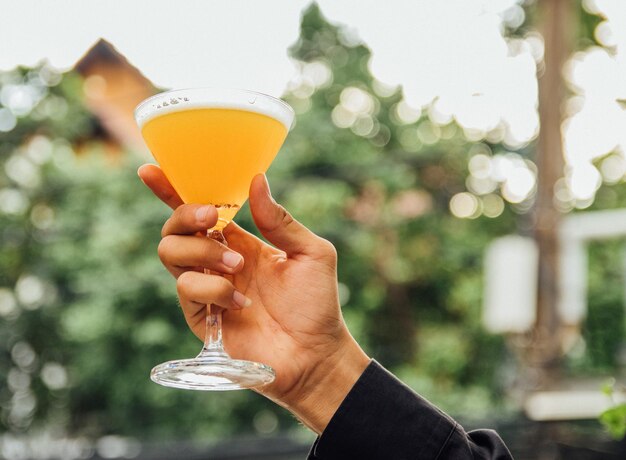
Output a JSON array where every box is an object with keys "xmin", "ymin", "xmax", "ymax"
[{"xmin": 138, "ymin": 91, "xmax": 292, "ymax": 229}]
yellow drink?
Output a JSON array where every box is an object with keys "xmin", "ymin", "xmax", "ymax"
[{"xmin": 141, "ymin": 107, "xmax": 289, "ymax": 228}]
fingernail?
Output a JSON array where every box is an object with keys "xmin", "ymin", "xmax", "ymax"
[
  {"xmin": 195, "ymin": 206, "xmax": 211, "ymax": 223},
  {"xmin": 233, "ymin": 290, "xmax": 252, "ymax": 308},
  {"xmin": 222, "ymin": 251, "xmax": 243, "ymax": 269}
]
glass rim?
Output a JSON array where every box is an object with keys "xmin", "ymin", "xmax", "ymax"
[{"xmin": 134, "ymin": 87, "xmax": 295, "ymax": 130}]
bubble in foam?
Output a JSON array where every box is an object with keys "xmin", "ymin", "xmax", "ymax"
[{"xmin": 135, "ymin": 88, "xmax": 294, "ymax": 131}]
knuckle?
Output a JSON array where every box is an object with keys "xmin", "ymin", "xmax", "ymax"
[
  {"xmin": 183, "ymin": 205, "xmax": 198, "ymax": 225},
  {"xmin": 263, "ymin": 205, "xmax": 293, "ymax": 233},
  {"xmin": 161, "ymin": 189, "xmax": 175, "ymax": 203},
  {"xmin": 161, "ymin": 217, "xmax": 172, "ymax": 237},
  {"xmin": 176, "ymin": 271, "xmax": 195, "ymax": 296},
  {"xmin": 172, "ymin": 207, "xmax": 187, "ymax": 227},
  {"xmin": 173, "ymin": 204, "xmax": 187, "ymax": 220},
  {"xmin": 157, "ymin": 235, "xmax": 175, "ymax": 263},
  {"xmin": 318, "ymin": 238, "xmax": 337, "ymax": 260},
  {"xmin": 279, "ymin": 206, "xmax": 295, "ymax": 229},
  {"xmin": 165, "ymin": 205, "xmax": 191, "ymax": 234}
]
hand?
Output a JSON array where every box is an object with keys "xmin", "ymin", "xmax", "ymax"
[{"xmin": 138, "ymin": 164, "xmax": 370, "ymax": 433}]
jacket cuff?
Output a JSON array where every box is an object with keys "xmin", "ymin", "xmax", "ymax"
[{"xmin": 307, "ymin": 360, "xmax": 457, "ymax": 460}]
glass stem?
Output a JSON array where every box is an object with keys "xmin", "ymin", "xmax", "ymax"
[{"xmin": 198, "ymin": 229, "xmax": 229, "ymax": 359}]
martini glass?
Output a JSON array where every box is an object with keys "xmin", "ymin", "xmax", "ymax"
[{"xmin": 135, "ymin": 88, "xmax": 294, "ymax": 390}]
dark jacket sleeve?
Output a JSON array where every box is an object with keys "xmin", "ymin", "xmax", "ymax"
[{"xmin": 308, "ymin": 360, "xmax": 512, "ymax": 460}]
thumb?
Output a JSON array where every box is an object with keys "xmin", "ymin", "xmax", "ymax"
[{"xmin": 249, "ymin": 174, "xmax": 335, "ymax": 260}]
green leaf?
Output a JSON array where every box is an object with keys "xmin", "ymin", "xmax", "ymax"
[{"xmin": 600, "ymin": 403, "xmax": 626, "ymax": 440}]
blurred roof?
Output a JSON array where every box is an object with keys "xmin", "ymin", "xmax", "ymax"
[{"xmin": 74, "ymin": 39, "xmax": 156, "ymax": 151}]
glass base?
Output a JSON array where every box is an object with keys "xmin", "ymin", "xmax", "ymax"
[{"xmin": 150, "ymin": 356, "xmax": 275, "ymax": 391}]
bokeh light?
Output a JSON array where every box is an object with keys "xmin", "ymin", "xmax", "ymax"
[
  {"xmin": 454, "ymin": 149, "xmax": 537, "ymax": 217},
  {"xmin": 450, "ymin": 192, "xmax": 480, "ymax": 219},
  {"xmin": 321, "ymin": 0, "xmax": 540, "ymax": 148},
  {"xmin": 562, "ymin": 0, "xmax": 626, "ymax": 206}
]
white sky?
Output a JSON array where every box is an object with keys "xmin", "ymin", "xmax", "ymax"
[
  {"xmin": 2, "ymin": 0, "xmax": 626, "ymax": 205},
  {"xmin": 0, "ymin": 0, "xmax": 534, "ymax": 141},
  {"xmin": 1, "ymin": 0, "xmax": 523, "ymax": 99}
]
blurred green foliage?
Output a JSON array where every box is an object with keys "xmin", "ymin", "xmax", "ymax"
[
  {"xmin": 600, "ymin": 403, "xmax": 626, "ymax": 440},
  {"xmin": 585, "ymin": 241, "xmax": 625, "ymax": 370},
  {"xmin": 0, "ymin": 2, "xmax": 624, "ymax": 442},
  {"xmin": 600, "ymin": 380, "xmax": 626, "ymax": 440}
]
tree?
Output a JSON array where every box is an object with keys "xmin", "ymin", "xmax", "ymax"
[
  {"xmin": 1, "ymin": 1, "xmax": 623, "ymax": 443},
  {"xmin": 0, "ymin": 4, "xmax": 520, "ymax": 439},
  {"xmin": 270, "ymin": 4, "xmax": 520, "ymax": 414}
]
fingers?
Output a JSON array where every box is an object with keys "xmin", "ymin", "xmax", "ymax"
[
  {"xmin": 138, "ymin": 164, "xmax": 184, "ymax": 210},
  {"xmin": 177, "ymin": 272, "xmax": 252, "ymax": 319},
  {"xmin": 249, "ymin": 174, "xmax": 337, "ymax": 261},
  {"xmin": 158, "ymin": 203, "xmax": 240, "ymax": 278},
  {"xmin": 158, "ymin": 234, "xmax": 244, "ymax": 278},
  {"xmin": 161, "ymin": 204, "xmax": 219, "ymax": 237}
]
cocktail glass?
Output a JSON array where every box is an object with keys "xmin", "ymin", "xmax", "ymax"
[{"xmin": 134, "ymin": 88, "xmax": 294, "ymax": 390}]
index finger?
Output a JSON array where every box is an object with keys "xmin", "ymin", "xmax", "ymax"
[
  {"xmin": 138, "ymin": 164, "xmax": 184, "ymax": 210},
  {"xmin": 162, "ymin": 204, "xmax": 219, "ymax": 237}
]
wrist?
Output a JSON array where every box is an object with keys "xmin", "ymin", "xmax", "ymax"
[{"xmin": 283, "ymin": 332, "xmax": 370, "ymax": 434}]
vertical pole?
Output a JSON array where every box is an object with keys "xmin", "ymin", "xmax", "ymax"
[{"xmin": 531, "ymin": 0, "xmax": 574, "ymax": 387}]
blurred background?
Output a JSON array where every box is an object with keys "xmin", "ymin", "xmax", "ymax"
[{"xmin": 1, "ymin": 0, "xmax": 626, "ymax": 458}]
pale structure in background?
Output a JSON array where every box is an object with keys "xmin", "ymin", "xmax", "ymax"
[
  {"xmin": 75, "ymin": 40, "xmax": 154, "ymax": 151},
  {"xmin": 484, "ymin": 208, "xmax": 626, "ymax": 421},
  {"xmin": 483, "ymin": 235, "xmax": 538, "ymax": 333}
]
